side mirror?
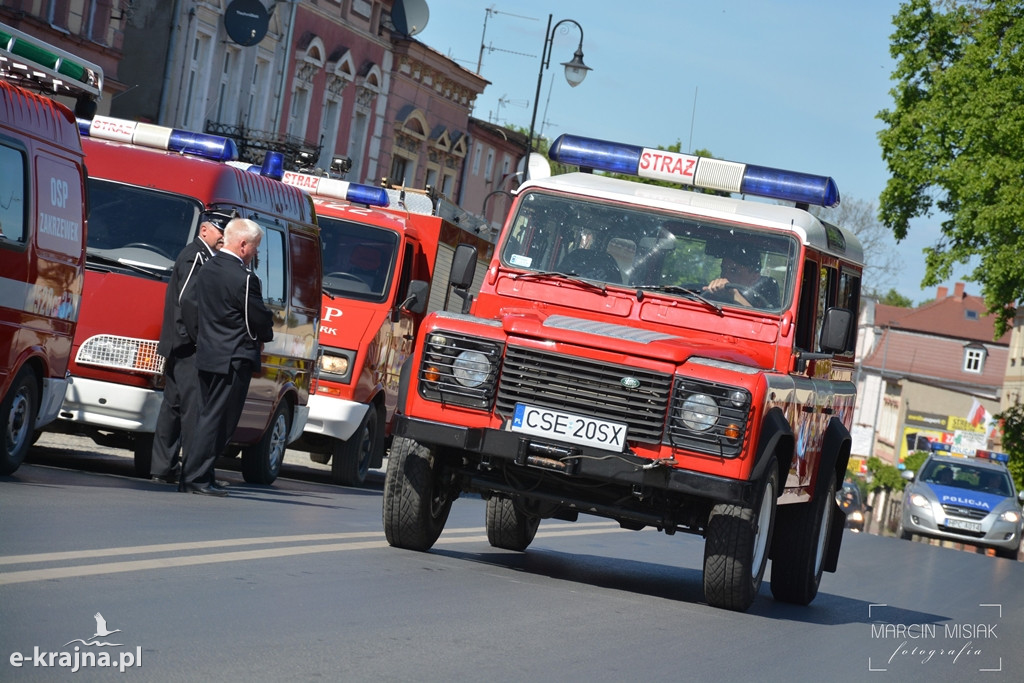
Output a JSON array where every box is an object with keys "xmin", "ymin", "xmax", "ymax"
[
  {"xmin": 819, "ymin": 307, "xmax": 853, "ymax": 354},
  {"xmin": 1017, "ymin": 490, "xmax": 1024, "ymax": 504},
  {"xmin": 401, "ymin": 279, "xmax": 430, "ymax": 315},
  {"xmin": 901, "ymin": 469, "xmax": 916, "ymax": 482},
  {"xmin": 446, "ymin": 244, "xmax": 478, "ymax": 314}
]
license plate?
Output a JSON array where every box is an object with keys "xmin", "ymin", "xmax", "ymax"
[
  {"xmin": 510, "ymin": 403, "xmax": 627, "ymax": 452},
  {"xmin": 945, "ymin": 518, "xmax": 983, "ymax": 533}
]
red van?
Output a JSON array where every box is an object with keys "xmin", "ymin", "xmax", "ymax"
[
  {"xmin": 51, "ymin": 115, "xmax": 321, "ymax": 484},
  {"xmin": 1, "ymin": 24, "xmax": 95, "ymax": 475}
]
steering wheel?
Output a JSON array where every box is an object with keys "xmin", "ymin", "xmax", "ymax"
[
  {"xmin": 703, "ymin": 283, "xmax": 771, "ymax": 308},
  {"xmin": 326, "ymin": 272, "xmax": 366, "ymax": 283},
  {"xmin": 122, "ymin": 242, "xmax": 173, "ymax": 260}
]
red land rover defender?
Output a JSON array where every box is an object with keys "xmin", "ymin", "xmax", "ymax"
[
  {"xmin": 383, "ymin": 134, "xmax": 863, "ymax": 611},
  {"xmin": 1, "ymin": 24, "xmax": 96, "ymax": 475},
  {"xmin": 279, "ymin": 172, "xmax": 492, "ymax": 486},
  {"xmin": 51, "ymin": 116, "xmax": 321, "ymax": 484}
]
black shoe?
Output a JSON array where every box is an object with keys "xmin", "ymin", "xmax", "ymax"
[
  {"xmin": 212, "ymin": 480, "xmax": 230, "ymax": 489},
  {"xmin": 185, "ymin": 483, "xmax": 228, "ymax": 497},
  {"xmin": 152, "ymin": 473, "xmax": 179, "ymax": 485}
]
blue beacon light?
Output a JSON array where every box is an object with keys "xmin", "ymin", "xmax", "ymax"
[
  {"xmin": 279, "ymin": 171, "xmax": 390, "ymax": 207},
  {"xmin": 548, "ymin": 134, "xmax": 840, "ymax": 208},
  {"xmin": 77, "ymin": 115, "xmax": 238, "ymax": 162}
]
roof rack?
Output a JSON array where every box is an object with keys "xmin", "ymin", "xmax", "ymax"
[{"xmin": 0, "ymin": 21, "xmax": 103, "ymax": 101}]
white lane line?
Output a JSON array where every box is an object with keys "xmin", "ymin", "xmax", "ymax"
[
  {"xmin": 0, "ymin": 525, "xmax": 627, "ymax": 586},
  {"xmin": 0, "ymin": 521, "xmax": 619, "ymax": 566}
]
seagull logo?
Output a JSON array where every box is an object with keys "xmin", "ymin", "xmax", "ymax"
[{"xmin": 63, "ymin": 613, "xmax": 124, "ymax": 647}]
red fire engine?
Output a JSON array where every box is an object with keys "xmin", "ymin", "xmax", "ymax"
[
  {"xmin": 278, "ymin": 171, "xmax": 492, "ymax": 485},
  {"xmin": 383, "ymin": 134, "xmax": 864, "ymax": 611},
  {"xmin": 50, "ymin": 115, "xmax": 321, "ymax": 485},
  {"xmin": 1, "ymin": 24, "xmax": 96, "ymax": 475}
]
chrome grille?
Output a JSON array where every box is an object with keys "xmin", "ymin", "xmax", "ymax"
[
  {"xmin": 495, "ymin": 346, "xmax": 672, "ymax": 444},
  {"xmin": 941, "ymin": 505, "xmax": 988, "ymax": 521}
]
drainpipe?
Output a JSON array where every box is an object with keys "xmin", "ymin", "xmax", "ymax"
[
  {"xmin": 159, "ymin": 0, "xmax": 184, "ymax": 124},
  {"xmin": 272, "ymin": 0, "xmax": 299, "ymax": 134}
]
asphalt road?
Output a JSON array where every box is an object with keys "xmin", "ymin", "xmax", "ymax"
[{"xmin": 1, "ymin": 433, "xmax": 1021, "ymax": 682}]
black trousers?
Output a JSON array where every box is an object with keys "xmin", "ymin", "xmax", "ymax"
[
  {"xmin": 150, "ymin": 349, "xmax": 199, "ymax": 477},
  {"xmin": 183, "ymin": 360, "xmax": 253, "ymax": 486}
]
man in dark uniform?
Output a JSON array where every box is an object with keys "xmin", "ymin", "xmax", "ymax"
[
  {"xmin": 180, "ymin": 218, "xmax": 273, "ymax": 496},
  {"xmin": 150, "ymin": 219, "xmax": 224, "ymax": 484},
  {"xmin": 703, "ymin": 246, "xmax": 781, "ymax": 309}
]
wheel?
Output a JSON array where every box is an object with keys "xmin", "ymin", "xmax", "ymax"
[
  {"xmin": 703, "ymin": 458, "xmax": 778, "ymax": 611},
  {"xmin": 770, "ymin": 471, "xmax": 837, "ymax": 605},
  {"xmin": 132, "ymin": 433, "xmax": 154, "ymax": 478},
  {"xmin": 486, "ymin": 496, "xmax": 541, "ymax": 551},
  {"xmin": 994, "ymin": 546, "xmax": 1019, "ymax": 560},
  {"xmin": 241, "ymin": 402, "xmax": 290, "ymax": 484},
  {"xmin": 382, "ymin": 435, "xmax": 453, "ymax": 551},
  {"xmin": 331, "ymin": 406, "xmax": 382, "ymax": 486},
  {"xmin": 1, "ymin": 367, "xmax": 39, "ymax": 476},
  {"xmin": 897, "ymin": 518, "xmax": 913, "ymax": 541}
]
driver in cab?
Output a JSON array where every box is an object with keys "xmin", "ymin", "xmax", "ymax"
[{"xmin": 703, "ymin": 247, "xmax": 780, "ymax": 308}]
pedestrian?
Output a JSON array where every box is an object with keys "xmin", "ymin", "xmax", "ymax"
[
  {"xmin": 150, "ymin": 219, "xmax": 224, "ymax": 484},
  {"xmin": 180, "ymin": 218, "xmax": 274, "ymax": 496}
]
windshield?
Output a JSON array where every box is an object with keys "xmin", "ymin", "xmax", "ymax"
[
  {"xmin": 500, "ymin": 191, "xmax": 799, "ymax": 312},
  {"xmin": 921, "ymin": 460, "xmax": 1013, "ymax": 497},
  {"xmin": 86, "ymin": 178, "xmax": 201, "ymax": 277},
  {"xmin": 318, "ymin": 215, "xmax": 398, "ymax": 302}
]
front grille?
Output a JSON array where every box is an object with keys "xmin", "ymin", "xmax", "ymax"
[
  {"xmin": 664, "ymin": 379, "xmax": 751, "ymax": 457},
  {"xmin": 937, "ymin": 525, "xmax": 986, "ymax": 538},
  {"xmin": 495, "ymin": 346, "xmax": 672, "ymax": 444},
  {"xmin": 941, "ymin": 505, "xmax": 988, "ymax": 521}
]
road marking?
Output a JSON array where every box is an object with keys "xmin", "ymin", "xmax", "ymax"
[{"xmin": 0, "ymin": 523, "xmax": 627, "ymax": 586}]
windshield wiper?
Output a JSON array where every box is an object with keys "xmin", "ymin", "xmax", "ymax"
[
  {"xmin": 513, "ymin": 270, "xmax": 608, "ymax": 294},
  {"xmin": 86, "ymin": 252, "xmax": 167, "ymax": 279},
  {"xmin": 635, "ymin": 285, "xmax": 723, "ymax": 314}
]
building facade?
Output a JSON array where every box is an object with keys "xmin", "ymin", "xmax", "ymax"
[{"xmin": 852, "ymin": 283, "xmax": 1011, "ymax": 468}]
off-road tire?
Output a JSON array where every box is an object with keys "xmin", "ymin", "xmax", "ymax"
[
  {"xmin": 242, "ymin": 402, "xmax": 290, "ymax": 484},
  {"xmin": 703, "ymin": 458, "xmax": 778, "ymax": 611},
  {"xmin": 771, "ymin": 471, "xmax": 836, "ymax": 605},
  {"xmin": 486, "ymin": 496, "xmax": 541, "ymax": 551},
  {"xmin": 1, "ymin": 367, "xmax": 39, "ymax": 476},
  {"xmin": 331, "ymin": 406, "xmax": 382, "ymax": 487},
  {"xmin": 382, "ymin": 436, "xmax": 452, "ymax": 551}
]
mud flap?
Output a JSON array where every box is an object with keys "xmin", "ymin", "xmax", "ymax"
[{"xmin": 823, "ymin": 499, "xmax": 846, "ymax": 573}]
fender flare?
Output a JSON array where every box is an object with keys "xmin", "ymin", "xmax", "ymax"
[{"xmin": 750, "ymin": 406, "xmax": 794, "ymax": 494}]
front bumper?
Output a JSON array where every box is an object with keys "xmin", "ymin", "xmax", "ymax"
[
  {"xmin": 394, "ymin": 415, "xmax": 757, "ymax": 508},
  {"xmin": 901, "ymin": 501, "xmax": 1021, "ymax": 552},
  {"xmin": 58, "ymin": 376, "xmax": 162, "ymax": 433},
  {"xmin": 302, "ymin": 395, "xmax": 368, "ymax": 442}
]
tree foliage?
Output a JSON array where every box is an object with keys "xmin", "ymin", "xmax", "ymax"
[
  {"xmin": 817, "ymin": 197, "xmax": 900, "ymax": 296},
  {"xmin": 994, "ymin": 402, "xmax": 1024, "ymax": 493},
  {"xmin": 877, "ymin": 0, "xmax": 1024, "ymax": 337},
  {"xmin": 874, "ymin": 288, "xmax": 915, "ymax": 307},
  {"xmin": 865, "ymin": 456, "xmax": 907, "ymax": 493}
]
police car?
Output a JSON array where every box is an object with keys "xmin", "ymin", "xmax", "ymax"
[{"xmin": 898, "ymin": 450, "xmax": 1023, "ymax": 559}]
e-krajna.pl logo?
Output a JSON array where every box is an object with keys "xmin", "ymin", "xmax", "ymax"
[{"xmin": 8, "ymin": 613, "xmax": 141, "ymax": 673}]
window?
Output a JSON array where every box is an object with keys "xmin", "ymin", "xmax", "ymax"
[
  {"xmin": 484, "ymin": 148, "xmax": 495, "ymax": 182},
  {"xmin": 965, "ymin": 310, "xmax": 979, "ymax": 320},
  {"xmin": 964, "ymin": 346, "xmax": 985, "ymax": 373},
  {"xmin": 254, "ymin": 226, "xmax": 287, "ymax": 307},
  {"xmin": 472, "ymin": 143, "xmax": 482, "ymax": 175},
  {"xmin": 0, "ymin": 143, "xmax": 27, "ymax": 243}
]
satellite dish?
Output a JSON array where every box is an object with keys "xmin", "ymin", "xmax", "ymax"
[
  {"xmin": 224, "ymin": 0, "xmax": 270, "ymax": 47},
  {"xmin": 392, "ymin": 0, "xmax": 429, "ymax": 38}
]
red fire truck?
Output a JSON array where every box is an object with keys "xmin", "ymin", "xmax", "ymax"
[
  {"xmin": 278, "ymin": 172, "xmax": 492, "ymax": 485},
  {"xmin": 1, "ymin": 24, "xmax": 97, "ymax": 475},
  {"xmin": 51, "ymin": 115, "xmax": 321, "ymax": 485},
  {"xmin": 383, "ymin": 134, "xmax": 863, "ymax": 611}
]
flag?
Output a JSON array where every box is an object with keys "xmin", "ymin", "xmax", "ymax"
[{"xmin": 968, "ymin": 399, "xmax": 986, "ymax": 427}]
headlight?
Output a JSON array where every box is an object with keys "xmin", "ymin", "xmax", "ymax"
[
  {"xmin": 452, "ymin": 350, "xmax": 491, "ymax": 387},
  {"xmin": 680, "ymin": 394, "xmax": 718, "ymax": 432},
  {"xmin": 999, "ymin": 510, "xmax": 1021, "ymax": 523},
  {"xmin": 318, "ymin": 349, "xmax": 356, "ymax": 383},
  {"xmin": 910, "ymin": 493, "xmax": 930, "ymax": 508},
  {"xmin": 320, "ymin": 354, "xmax": 350, "ymax": 376},
  {"xmin": 849, "ymin": 511, "xmax": 864, "ymax": 522}
]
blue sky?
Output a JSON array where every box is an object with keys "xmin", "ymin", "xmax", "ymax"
[{"xmin": 415, "ymin": 0, "xmax": 972, "ymax": 305}]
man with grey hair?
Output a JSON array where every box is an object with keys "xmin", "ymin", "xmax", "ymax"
[{"xmin": 180, "ymin": 218, "xmax": 274, "ymax": 496}]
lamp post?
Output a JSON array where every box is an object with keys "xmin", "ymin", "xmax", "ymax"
[{"xmin": 525, "ymin": 14, "xmax": 591, "ymax": 177}]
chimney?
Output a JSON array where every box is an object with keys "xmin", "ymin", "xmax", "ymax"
[
  {"xmin": 954, "ymin": 282, "xmax": 965, "ymax": 299},
  {"xmin": 937, "ymin": 286, "xmax": 948, "ymax": 299}
]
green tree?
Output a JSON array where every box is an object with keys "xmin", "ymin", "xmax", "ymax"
[
  {"xmin": 873, "ymin": 288, "xmax": 915, "ymax": 307},
  {"xmin": 865, "ymin": 456, "xmax": 907, "ymax": 494},
  {"xmin": 994, "ymin": 402, "xmax": 1024, "ymax": 493},
  {"xmin": 817, "ymin": 197, "xmax": 900, "ymax": 296},
  {"xmin": 877, "ymin": 0, "xmax": 1024, "ymax": 337}
]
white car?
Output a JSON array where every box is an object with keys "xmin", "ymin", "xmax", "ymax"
[{"xmin": 898, "ymin": 452, "xmax": 1023, "ymax": 559}]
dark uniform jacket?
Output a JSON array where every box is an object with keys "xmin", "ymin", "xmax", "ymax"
[
  {"xmin": 157, "ymin": 237, "xmax": 214, "ymax": 357},
  {"xmin": 183, "ymin": 250, "xmax": 274, "ymax": 373}
]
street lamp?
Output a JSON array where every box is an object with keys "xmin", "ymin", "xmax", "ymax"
[{"xmin": 525, "ymin": 14, "xmax": 591, "ymax": 176}]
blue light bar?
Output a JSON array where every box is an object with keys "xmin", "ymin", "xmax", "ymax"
[
  {"xmin": 975, "ymin": 449, "xmax": 1009, "ymax": 463},
  {"xmin": 77, "ymin": 115, "xmax": 238, "ymax": 162},
  {"xmin": 261, "ymin": 151, "xmax": 285, "ymax": 180},
  {"xmin": 281, "ymin": 171, "xmax": 389, "ymax": 207},
  {"xmin": 548, "ymin": 134, "xmax": 840, "ymax": 208}
]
